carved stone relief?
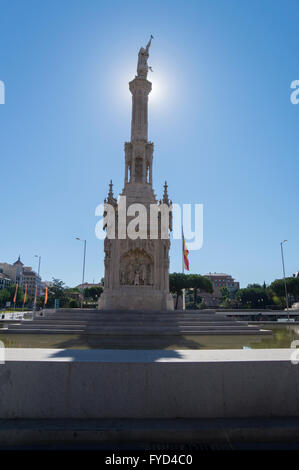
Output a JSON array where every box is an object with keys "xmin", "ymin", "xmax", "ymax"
[{"xmin": 120, "ymin": 248, "xmax": 153, "ymax": 286}]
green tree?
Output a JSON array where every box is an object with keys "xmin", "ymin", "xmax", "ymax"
[
  {"xmin": 288, "ymin": 277, "xmax": 299, "ymax": 302},
  {"xmin": 84, "ymin": 286, "xmax": 103, "ymax": 301},
  {"xmin": 187, "ymin": 274, "xmax": 213, "ymax": 309},
  {"xmin": 271, "ymin": 277, "xmax": 299, "ymax": 306},
  {"xmin": 44, "ymin": 278, "xmax": 67, "ymax": 308},
  {"xmin": 68, "ymin": 299, "xmax": 79, "ymax": 308},
  {"xmin": 220, "ymin": 286, "xmax": 230, "ymax": 301},
  {"xmin": 0, "ymin": 284, "xmax": 25, "ymax": 308},
  {"xmin": 235, "ymin": 286, "xmax": 271, "ymax": 309}
]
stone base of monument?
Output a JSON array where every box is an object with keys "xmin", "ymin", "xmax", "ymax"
[
  {"xmin": 1, "ymin": 417, "xmax": 299, "ymax": 449},
  {"xmin": 99, "ymin": 286, "xmax": 174, "ymax": 311},
  {"xmin": 0, "ymin": 309, "xmax": 272, "ymax": 336}
]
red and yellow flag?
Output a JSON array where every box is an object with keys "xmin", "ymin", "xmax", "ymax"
[
  {"xmin": 23, "ymin": 284, "xmax": 27, "ymax": 304},
  {"xmin": 44, "ymin": 286, "xmax": 48, "ymax": 306},
  {"xmin": 34, "ymin": 286, "xmax": 37, "ymax": 305},
  {"xmin": 183, "ymin": 232, "xmax": 189, "ymax": 271},
  {"xmin": 13, "ymin": 283, "xmax": 18, "ymax": 303}
]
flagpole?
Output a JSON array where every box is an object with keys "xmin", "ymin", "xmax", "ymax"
[
  {"xmin": 44, "ymin": 286, "xmax": 48, "ymax": 312},
  {"xmin": 33, "ymin": 285, "xmax": 37, "ymax": 317},
  {"xmin": 13, "ymin": 283, "xmax": 18, "ymax": 312},
  {"xmin": 22, "ymin": 284, "xmax": 27, "ymax": 313},
  {"xmin": 182, "ymin": 227, "xmax": 185, "ymax": 310}
]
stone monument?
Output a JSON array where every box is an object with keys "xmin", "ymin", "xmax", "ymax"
[{"xmin": 99, "ymin": 37, "xmax": 174, "ymax": 311}]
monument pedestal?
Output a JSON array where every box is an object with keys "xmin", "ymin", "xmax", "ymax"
[{"xmin": 99, "ymin": 286, "xmax": 174, "ymax": 311}]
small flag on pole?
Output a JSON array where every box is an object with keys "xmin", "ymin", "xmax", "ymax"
[
  {"xmin": 13, "ymin": 283, "xmax": 19, "ymax": 304},
  {"xmin": 24, "ymin": 284, "xmax": 27, "ymax": 304},
  {"xmin": 183, "ymin": 232, "xmax": 189, "ymax": 271},
  {"xmin": 44, "ymin": 286, "xmax": 48, "ymax": 306},
  {"xmin": 34, "ymin": 285, "xmax": 37, "ymax": 306}
]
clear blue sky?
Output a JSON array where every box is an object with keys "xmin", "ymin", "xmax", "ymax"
[{"xmin": 0, "ymin": 0, "xmax": 298, "ymax": 288}]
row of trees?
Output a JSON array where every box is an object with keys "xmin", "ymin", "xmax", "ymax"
[
  {"xmin": 229, "ymin": 278, "xmax": 299, "ymax": 310},
  {"xmin": 0, "ymin": 279, "xmax": 104, "ymax": 309},
  {"xmin": 0, "ymin": 284, "xmax": 26, "ymax": 308},
  {"xmin": 1, "ymin": 275, "xmax": 298, "ymax": 311},
  {"xmin": 169, "ymin": 274, "xmax": 299, "ymax": 310},
  {"xmin": 169, "ymin": 273, "xmax": 213, "ymax": 309},
  {"xmin": 37, "ymin": 279, "xmax": 103, "ymax": 309}
]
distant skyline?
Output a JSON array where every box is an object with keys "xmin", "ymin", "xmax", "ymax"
[{"xmin": 0, "ymin": 0, "xmax": 298, "ymax": 288}]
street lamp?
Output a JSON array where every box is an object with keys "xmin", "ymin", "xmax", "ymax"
[
  {"xmin": 280, "ymin": 240, "xmax": 290, "ymax": 321},
  {"xmin": 34, "ymin": 255, "xmax": 41, "ymax": 276},
  {"xmin": 76, "ymin": 237, "xmax": 86, "ymax": 308},
  {"xmin": 34, "ymin": 255, "xmax": 41, "ymax": 312}
]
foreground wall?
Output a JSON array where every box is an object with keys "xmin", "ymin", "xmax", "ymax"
[{"xmin": 0, "ymin": 348, "xmax": 299, "ymax": 419}]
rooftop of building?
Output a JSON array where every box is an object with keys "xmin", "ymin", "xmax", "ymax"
[
  {"xmin": 205, "ymin": 273, "xmax": 234, "ymax": 277},
  {"xmin": 13, "ymin": 256, "xmax": 24, "ymax": 266},
  {"xmin": 76, "ymin": 282, "xmax": 103, "ymax": 289}
]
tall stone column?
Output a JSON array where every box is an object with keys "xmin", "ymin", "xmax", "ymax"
[{"xmin": 129, "ymin": 79, "xmax": 152, "ymax": 142}]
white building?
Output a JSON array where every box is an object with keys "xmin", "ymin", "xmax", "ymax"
[{"xmin": 0, "ymin": 256, "xmax": 42, "ymax": 299}]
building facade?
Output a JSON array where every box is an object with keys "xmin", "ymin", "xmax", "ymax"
[
  {"xmin": 201, "ymin": 273, "xmax": 240, "ymax": 306},
  {"xmin": 76, "ymin": 282, "xmax": 103, "ymax": 290},
  {"xmin": 0, "ymin": 257, "xmax": 42, "ymax": 300},
  {"xmin": 0, "ymin": 272, "xmax": 13, "ymax": 290},
  {"xmin": 22, "ymin": 267, "xmax": 42, "ymax": 300},
  {"xmin": 0, "ymin": 256, "xmax": 24, "ymax": 285}
]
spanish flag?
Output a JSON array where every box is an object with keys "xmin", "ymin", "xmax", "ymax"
[
  {"xmin": 34, "ymin": 285, "xmax": 37, "ymax": 305},
  {"xmin": 44, "ymin": 286, "xmax": 48, "ymax": 306},
  {"xmin": 13, "ymin": 283, "xmax": 18, "ymax": 304},
  {"xmin": 183, "ymin": 232, "xmax": 189, "ymax": 271},
  {"xmin": 24, "ymin": 284, "xmax": 27, "ymax": 304}
]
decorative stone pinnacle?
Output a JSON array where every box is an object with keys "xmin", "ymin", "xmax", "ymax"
[
  {"xmin": 106, "ymin": 180, "xmax": 116, "ymax": 205},
  {"xmin": 109, "ymin": 180, "xmax": 113, "ymax": 195},
  {"xmin": 162, "ymin": 181, "xmax": 170, "ymax": 205}
]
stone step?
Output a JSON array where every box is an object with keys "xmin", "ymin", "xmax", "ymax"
[
  {"xmin": 40, "ymin": 310, "xmax": 221, "ymax": 317},
  {"xmin": 3, "ymin": 307, "xmax": 269, "ymax": 336},
  {"xmin": 0, "ymin": 327, "xmax": 270, "ymax": 336},
  {"xmin": 85, "ymin": 329, "xmax": 269, "ymax": 336},
  {"xmin": 0, "ymin": 328, "xmax": 86, "ymax": 335},
  {"xmin": 9, "ymin": 323, "xmax": 86, "ymax": 330},
  {"xmin": 43, "ymin": 309, "xmax": 219, "ymax": 315},
  {"xmin": 31, "ymin": 319, "xmax": 247, "ymax": 327},
  {"xmin": 9, "ymin": 324, "xmax": 257, "ymax": 333},
  {"xmin": 39, "ymin": 314, "xmax": 231, "ymax": 322}
]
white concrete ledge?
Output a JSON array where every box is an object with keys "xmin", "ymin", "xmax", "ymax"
[
  {"xmin": 0, "ymin": 348, "xmax": 299, "ymax": 419},
  {"xmin": 4, "ymin": 348, "xmax": 294, "ymax": 362}
]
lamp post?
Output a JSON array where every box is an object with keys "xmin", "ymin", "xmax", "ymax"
[
  {"xmin": 34, "ymin": 255, "xmax": 41, "ymax": 312},
  {"xmin": 76, "ymin": 238, "xmax": 86, "ymax": 308},
  {"xmin": 280, "ymin": 240, "xmax": 290, "ymax": 321},
  {"xmin": 34, "ymin": 255, "xmax": 41, "ymax": 276}
]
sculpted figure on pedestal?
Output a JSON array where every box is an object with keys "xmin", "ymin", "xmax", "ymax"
[
  {"xmin": 134, "ymin": 271, "xmax": 140, "ymax": 286},
  {"xmin": 137, "ymin": 35, "xmax": 153, "ymax": 79}
]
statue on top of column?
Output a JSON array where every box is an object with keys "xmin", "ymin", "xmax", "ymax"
[{"xmin": 137, "ymin": 35, "xmax": 153, "ymax": 79}]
